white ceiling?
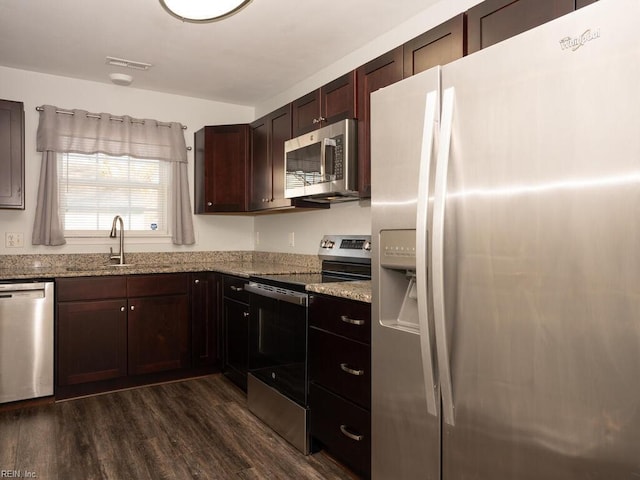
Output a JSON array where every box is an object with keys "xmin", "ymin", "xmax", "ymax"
[{"xmin": 0, "ymin": 0, "xmax": 440, "ymax": 107}]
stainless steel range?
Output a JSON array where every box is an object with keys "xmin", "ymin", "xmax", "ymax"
[{"xmin": 246, "ymin": 235, "xmax": 371, "ymax": 454}]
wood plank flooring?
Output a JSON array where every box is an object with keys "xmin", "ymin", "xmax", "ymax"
[{"xmin": 0, "ymin": 374, "xmax": 357, "ymax": 480}]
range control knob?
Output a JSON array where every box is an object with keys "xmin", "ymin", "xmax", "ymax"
[
  {"xmin": 325, "ymin": 240, "xmax": 335, "ymax": 249},
  {"xmin": 363, "ymin": 241, "xmax": 372, "ymax": 251}
]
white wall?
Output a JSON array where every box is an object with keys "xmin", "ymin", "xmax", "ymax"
[
  {"xmin": 0, "ymin": 65, "xmax": 255, "ymax": 255},
  {"xmin": 254, "ymin": 200, "xmax": 371, "ymax": 254}
]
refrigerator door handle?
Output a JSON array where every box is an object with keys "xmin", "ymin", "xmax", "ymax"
[
  {"xmin": 433, "ymin": 86, "xmax": 455, "ymax": 426},
  {"xmin": 416, "ymin": 89, "xmax": 439, "ymax": 417}
]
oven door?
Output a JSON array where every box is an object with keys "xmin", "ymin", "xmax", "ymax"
[{"xmin": 247, "ymin": 284, "xmax": 308, "ymax": 406}]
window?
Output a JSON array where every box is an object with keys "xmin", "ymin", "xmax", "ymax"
[{"xmin": 57, "ymin": 152, "xmax": 170, "ymax": 237}]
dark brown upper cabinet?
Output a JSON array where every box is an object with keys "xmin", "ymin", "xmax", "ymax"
[
  {"xmin": 194, "ymin": 124, "xmax": 250, "ymax": 213},
  {"xmin": 291, "ymin": 71, "xmax": 357, "ymax": 136},
  {"xmin": 356, "ymin": 47, "xmax": 404, "ymax": 198},
  {"xmin": 0, "ymin": 99, "xmax": 24, "ymax": 209},
  {"xmin": 249, "ymin": 104, "xmax": 293, "ymax": 211},
  {"xmin": 466, "ymin": 0, "xmax": 574, "ymax": 54},
  {"xmin": 403, "ymin": 14, "xmax": 465, "ymax": 78},
  {"xmin": 576, "ymin": 0, "xmax": 598, "ymax": 8}
]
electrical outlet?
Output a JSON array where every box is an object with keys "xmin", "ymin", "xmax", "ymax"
[
  {"xmin": 5, "ymin": 232, "xmax": 24, "ymax": 248},
  {"xmin": 288, "ymin": 232, "xmax": 295, "ymax": 247}
]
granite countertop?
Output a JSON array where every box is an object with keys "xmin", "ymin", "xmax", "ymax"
[
  {"xmin": 306, "ymin": 280, "xmax": 372, "ymax": 303},
  {"xmin": 0, "ymin": 251, "xmax": 321, "ymax": 281},
  {"xmin": 0, "ymin": 251, "xmax": 372, "ymax": 303}
]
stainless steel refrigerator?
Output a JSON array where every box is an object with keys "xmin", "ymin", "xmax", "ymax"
[{"xmin": 370, "ymin": 1, "xmax": 640, "ymax": 478}]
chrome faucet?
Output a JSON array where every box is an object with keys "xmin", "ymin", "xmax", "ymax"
[{"xmin": 109, "ymin": 215, "xmax": 125, "ymax": 265}]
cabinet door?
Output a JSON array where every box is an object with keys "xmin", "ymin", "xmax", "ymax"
[
  {"xmin": 466, "ymin": 0, "xmax": 574, "ymax": 54},
  {"xmin": 223, "ymin": 298, "xmax": 250, "ymax": 391},
  {"xmin": 128, "ymin": 294, "xmax": 190, "ymax": 375},
  {"xmin": 403, "ymin": 14, "xmax": 464, "ymax": 77},
  {"xmin": 57, "ymin": 299, "xmax": 127, "ymax": 386},
  {"xmin": 191, "ymin": 272, "xmax": 221, "ymax": 367},
  {"xmin": 356, "ymin": 47, "xmax": 403, "ymax": 198},
  {"xmin": 194, "ymin": 125, "xmax": 249, "ymax": 213},
  {"xmin": 268, "ymin": 104, "xmax": 293, "ymax": 208},
  {"xmin": 291, "ymin": 90, "xmax": 321, "ymax": 136},
  {"xmin": 321, "ymin": 71, "xmax": 357, "ymax": 127},
  {"xmin": 249, "ymin": 115, "xmax": 271, "ymax": 210},
  {"xmin": 0, "ymin": 99, "xmax": 24, "ymax": 209},
  {"xmin": 291, "ymin": 71, "xmax": 356, "ymax": 136}
]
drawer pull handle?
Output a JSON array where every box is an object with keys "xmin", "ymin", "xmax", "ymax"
[
  {"xmin": 230, "ymin": 285, "xmax": 244, "ymax": 292},
  {"xmin": 340, "ymin": 363, "xmax": 364, "ymax": 376},
  {"xmin": 340, "ymin": 315, "xmax": 365, "ymax": 326},
  {"xmin": 340, "ymin": 425, "xmax": 364, "ymax": 442}
]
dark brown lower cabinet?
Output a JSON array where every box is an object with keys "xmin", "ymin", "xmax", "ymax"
[
  {"xmin": 221, "ymin": 275, "xmax": 250, "ymax": 391},
  {"xmin": 309, "ymin": 294, "xmax": 372, "ymax": 478},
  {"xmin": 310, "ymin": 383, "xmax": 371, "ymax": 479},
  {"xmin": 57, "ymin": 299, "xmax": 127, "ymax": 386},
  {"xmin": 191, "ymin": 272, "xmax": 222, "ymax": 367},
  {"xmin": 127, "ymin": 294, "xmax": 190, "ymax": 375},
  {"xmin": 56, "ymin": 273, "xmax": 193, "ymax": 398}
]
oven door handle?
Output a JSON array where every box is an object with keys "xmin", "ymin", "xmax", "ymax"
[{"xmin": 245, "ymin": 282, "xmax": 308, "ymax": 307}]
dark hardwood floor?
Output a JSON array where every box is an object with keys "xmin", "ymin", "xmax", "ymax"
[{"xmin": 0, "ymin": 374, "xmax": 357, "ymax": 479}]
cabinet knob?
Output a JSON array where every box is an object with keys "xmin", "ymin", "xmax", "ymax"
[
  {"xmin": 194, "ymin": 279, "xmax": 200, "ymax": 284},
  {"xmin": 120, "ymin": 306, "xmax": 125, "ymax": 312},
  {"xmin": 207, "ymin": 201, "xmax": 213, "ymax": 207},
  {"xmin": 243, "ymin": 311, "xmax": 250, "ymax": 318},
  {"xmin": 130, "ymin": 305, "xmax": 135, "ymax": 311},
  {"xmin": 318, "ymin": 116, "xmax": 326, "ymax": 123},
  {"xmin": 312, "ymin": 118, "xmax": 320, "ymax": 124}
]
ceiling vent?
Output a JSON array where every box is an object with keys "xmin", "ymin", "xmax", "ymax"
[{"xmin": 105, "ymin": 56, "xmax": 153, "ymax": 71}]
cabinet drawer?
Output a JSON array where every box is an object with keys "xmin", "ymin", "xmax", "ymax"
[
  {"xmin": 57, "ymin": 276, "xmax": 127, "ymax": 302},
  {"xmin": 223, "ymin": 276, "xmax": 250, "ymax": 303},
  {"xmin": 127, "ymin": 273, "xmax": 188, "ymax": 297},
  {"xmin": 309, "ymin": 383, "xmax": 370, "ymax": 479},
  {"xmin": 309, "ymin": 295, "xmax": 371, "ymax": 344},
  {"xmin": 309, "ymin": 327, "xmax": 370, "ymax": 409}
]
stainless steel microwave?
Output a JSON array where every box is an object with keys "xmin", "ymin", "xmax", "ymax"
[{"xmin": 284, "ymin": 119, "xmax": 358, "ymax": 202}]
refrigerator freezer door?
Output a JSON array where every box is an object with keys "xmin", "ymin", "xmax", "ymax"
[
  {"xmin": 371, "ymin": 67, "xmax": 441, "ymax": 479},
  {"xmin": 440, "ymin": 1, "xmax": 640, "ymax": 478}
]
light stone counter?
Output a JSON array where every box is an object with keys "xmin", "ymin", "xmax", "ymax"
[
  {"xmin": 306, "ymin": 280, "xmax": 372, "ymax": 303},
  {"xmin": 0, "ymin": 251, "xmax": 372, "ymax": 303},
  {"xmin": 0, "ymin": 251, "xmax": 321, "ymax": 281}
]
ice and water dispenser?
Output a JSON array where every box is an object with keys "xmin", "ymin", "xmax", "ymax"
[{"xmin": 378, "ymin": 229, "xmax": 421, "ymax": 332}]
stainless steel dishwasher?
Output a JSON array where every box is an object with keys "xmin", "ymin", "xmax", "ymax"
[{"xmin": 0, "ymin": 281, "xmax": 54, "ymax": 403}]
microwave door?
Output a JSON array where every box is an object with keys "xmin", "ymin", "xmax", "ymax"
[{"xmin": 321, "ymin": 138, "xmax": 337, "ymax": 180}]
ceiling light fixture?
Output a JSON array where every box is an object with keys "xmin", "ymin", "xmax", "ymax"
[{"xmin": 159, "ymin": 0, "xmax": 252, "ymax": 23}]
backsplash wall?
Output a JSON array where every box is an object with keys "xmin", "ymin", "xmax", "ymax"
[{"xmin": 253, "ymin": 200, "xmax": 371, "ymax": 255}]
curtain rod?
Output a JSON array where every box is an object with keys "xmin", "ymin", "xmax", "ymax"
[{"xmin": 35, "ymin": 106, "xmax": 187, "ymax": 130}]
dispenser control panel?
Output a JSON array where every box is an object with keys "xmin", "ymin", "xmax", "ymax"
[{"xmin": 379, "ymin": 229, "xmax": 416, "ymax": 269}]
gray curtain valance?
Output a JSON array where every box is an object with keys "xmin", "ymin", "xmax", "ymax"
[
  {"xmin": 36, "ymin": 105, "xmax": 187, "ymax": 163},
  {"xmin": 33, "ymin": 105, "xmax": 195, "ymax": 246}
]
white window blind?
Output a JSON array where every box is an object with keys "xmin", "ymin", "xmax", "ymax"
[{"xmin": 57, "ymin": 152, "xmax": 170, "ymax": 237}]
